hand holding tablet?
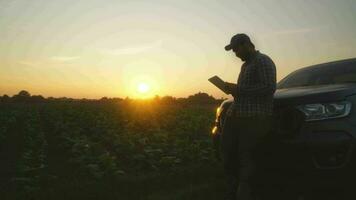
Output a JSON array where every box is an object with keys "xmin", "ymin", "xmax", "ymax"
[{"xmin": 208, "ymin": 75, "xmax": 236, "ymax": 95}]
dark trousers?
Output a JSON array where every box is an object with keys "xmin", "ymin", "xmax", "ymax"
[{"xmin": 220, "ymin": 114, "xmax": 272, "ymax": 200}]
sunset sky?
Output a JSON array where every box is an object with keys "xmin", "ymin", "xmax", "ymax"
[{"xmin": 1, "ymin": 0, "xmax": 355, "ymax": 99}]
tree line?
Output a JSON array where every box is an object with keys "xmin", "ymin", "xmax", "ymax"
[{"xmin": 0, "ymin": 90, "xmax": 227, "ymax": 104}]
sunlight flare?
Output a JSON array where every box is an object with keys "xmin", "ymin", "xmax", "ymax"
[{"xmin": 137, "ymin": 82, "xmax": 150, "ymax": 94}]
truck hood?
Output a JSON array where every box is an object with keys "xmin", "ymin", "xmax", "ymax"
[{"xmin": 274, "ymin": 83, "xmax": 356, "ymax": 105}]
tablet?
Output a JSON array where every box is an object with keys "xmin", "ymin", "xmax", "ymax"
[{"xmin": 208, "ymin": 75, "xmax": 229, "ymax": 94}]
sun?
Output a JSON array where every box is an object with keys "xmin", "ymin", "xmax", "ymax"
[
  {"xmin": 137, "ymin": 82, "xmax": 150, "ymax": 94},
  {"xmin": 129, "ymin": 75, "xmax": 159, "ymax": 99}
]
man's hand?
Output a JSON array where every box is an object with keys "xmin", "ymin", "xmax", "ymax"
[{"xmin": 224, "ymin": 82, "xmax": 238, "ymax": 97}]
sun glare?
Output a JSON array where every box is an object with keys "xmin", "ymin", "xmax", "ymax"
[
  {"xmin": 137, "ymin": 82, "xmax": 150, "ymax": 94},
  {"xmin": 128, "ymin": 74, "xmax": 159, "ymax": 99}
]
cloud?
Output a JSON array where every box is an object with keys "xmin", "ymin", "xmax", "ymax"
[
  {"xmin": 268, "ymin": 25, "xmax": 328, "ymax": 36},
  {"xmin": 50, "ymin": 56, "xmax": 80, "ymax": 62},
  {"xmin": 260, "ymin": 26, "xmax": 328, "ymax": 40},
  {"xmin": 272, "ymin": 28, "xmax": 315, "ymax": 36},
  {"xmin": 17, "ymin": 56, "xmax": 80, "ymax": 67},
  {"xmin": 17, "ymin": 61, "xmax": 40, "ymax": 67},
  {"xmin": 103, "ymin": 40, "xmax": 163, "ymax": 55}
]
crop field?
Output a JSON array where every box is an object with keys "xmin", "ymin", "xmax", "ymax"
[{"xmin": 0, "ymin": 101, "xmax": 225, "ymax": 200}]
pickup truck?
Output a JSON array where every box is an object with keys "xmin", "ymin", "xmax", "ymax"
[{"xmin": 212, "ymin": 58, "xmax": 356, "ymax": 199}]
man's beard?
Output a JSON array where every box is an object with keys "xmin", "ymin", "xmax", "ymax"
[
  {"xmin": 238, "ymin": 56, "xmax": 247, "ymax": 62},
  {"xmin": 236, "ymin": 54, "xmax": 246, "ymax": 61}
]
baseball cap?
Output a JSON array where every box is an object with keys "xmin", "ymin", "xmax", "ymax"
[{"xmin": 224, "ymin": 33, "xmax": 252, "ymax": 51}]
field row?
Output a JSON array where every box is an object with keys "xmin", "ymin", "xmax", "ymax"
[{"xmin": 0, "ymin": 102, "xmax": 223, "ymax": 199}]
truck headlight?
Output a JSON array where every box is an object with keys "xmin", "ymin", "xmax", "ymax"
[{"xmin": 296, "ymin": 101, "xmax": 352, "ymax": 121}]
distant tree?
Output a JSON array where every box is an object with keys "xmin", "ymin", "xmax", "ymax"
[
  {"xmin": 186, "ymin": 92, "xmax": 217, "ymax": 104},
  {"xmin": 100, "ymin": 97, "xmax": 109, "ymax": 101},
  {"xmin": 160, "ymin": 95, "xmax": 176, "ymax": 104},
  {"xmin": 111, "ymin": 97, "xmax": 123, "ymax": 102},
  {"xmin": 18, "ymin": 90, "xmax": 31, "ymax": 97},
  {"xmin": 30, "ymin": 95, "xmax": 45, "ymax": 102},
  {"xmin": 176, "ymin": 97, "xmax": 185, "ymax": 101},
  {"xmin": 80, "ymin": 98, "xmax": 88, "ymax": 103},
  {"xmin": 123, "ymin": 96, "xmax": 131, "ymax": 102},
  {"xmin": 99, "ymin": 97, "xmax": 122, "ymax": 103},
  {"xmin": 59, "ymin": 97, "xmax": 74, "ymax": 102},
  {"xmin": 1, "ymin": 94, "xmax": 10, "ymax": 103},
  {"xmin": 153, "ymin": 95, "xmax": 160, "ymax": 102},
  {"xmin": 47, "ymin": 97, "xmax": 55, "ymax": 101},
  {"xmin": 12, "ymin": 90, "xmax": 31, "ymax": 102}
]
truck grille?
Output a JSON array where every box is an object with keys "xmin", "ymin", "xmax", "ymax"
[{"xmin": 272, "ymin": 106, "xmax": 305, "ymax": 138}]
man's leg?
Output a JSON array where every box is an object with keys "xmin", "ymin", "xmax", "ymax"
[
  {"xmin": 236, "ymin": 117, "xmax": 272, "ymax": 200},
  {"xmin": 221, "ymin": 115, "xmax": 240, "ymax": 200}
]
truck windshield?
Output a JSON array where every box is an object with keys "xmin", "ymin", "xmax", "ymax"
[{"xmin": 277, "ymin": 60, "xmax": 356, "ymax": 89}]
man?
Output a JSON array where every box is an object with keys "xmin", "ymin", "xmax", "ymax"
[{"xmin": 221, "ymin": 33, "xmax": 277, "ymax": 200}]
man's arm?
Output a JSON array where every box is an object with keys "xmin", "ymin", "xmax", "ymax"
[
  {"xmin": 224, "ymin": 81, "xmax": 237, "ymax": 96},
  {"xmin": 236, "ymin": 56, "xmax": 276, "ymax": 96},
  {"xmin": 224, "ymin": 82, "xmax": 237, "ymax": 93}
]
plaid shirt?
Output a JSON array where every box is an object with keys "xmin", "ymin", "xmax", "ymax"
[{"xmin": 227, "ymin": 51, "xmax": 277, "ymax": 117}]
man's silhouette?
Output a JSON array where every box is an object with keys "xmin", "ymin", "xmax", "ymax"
[{"xmin": 221, "ymin": 33, "xmax": 277, "ymax": 200}]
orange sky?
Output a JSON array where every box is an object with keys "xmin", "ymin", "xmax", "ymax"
[{"xmin": 1, "ymin": 0, "xmax": 355, "ymax": 99}]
